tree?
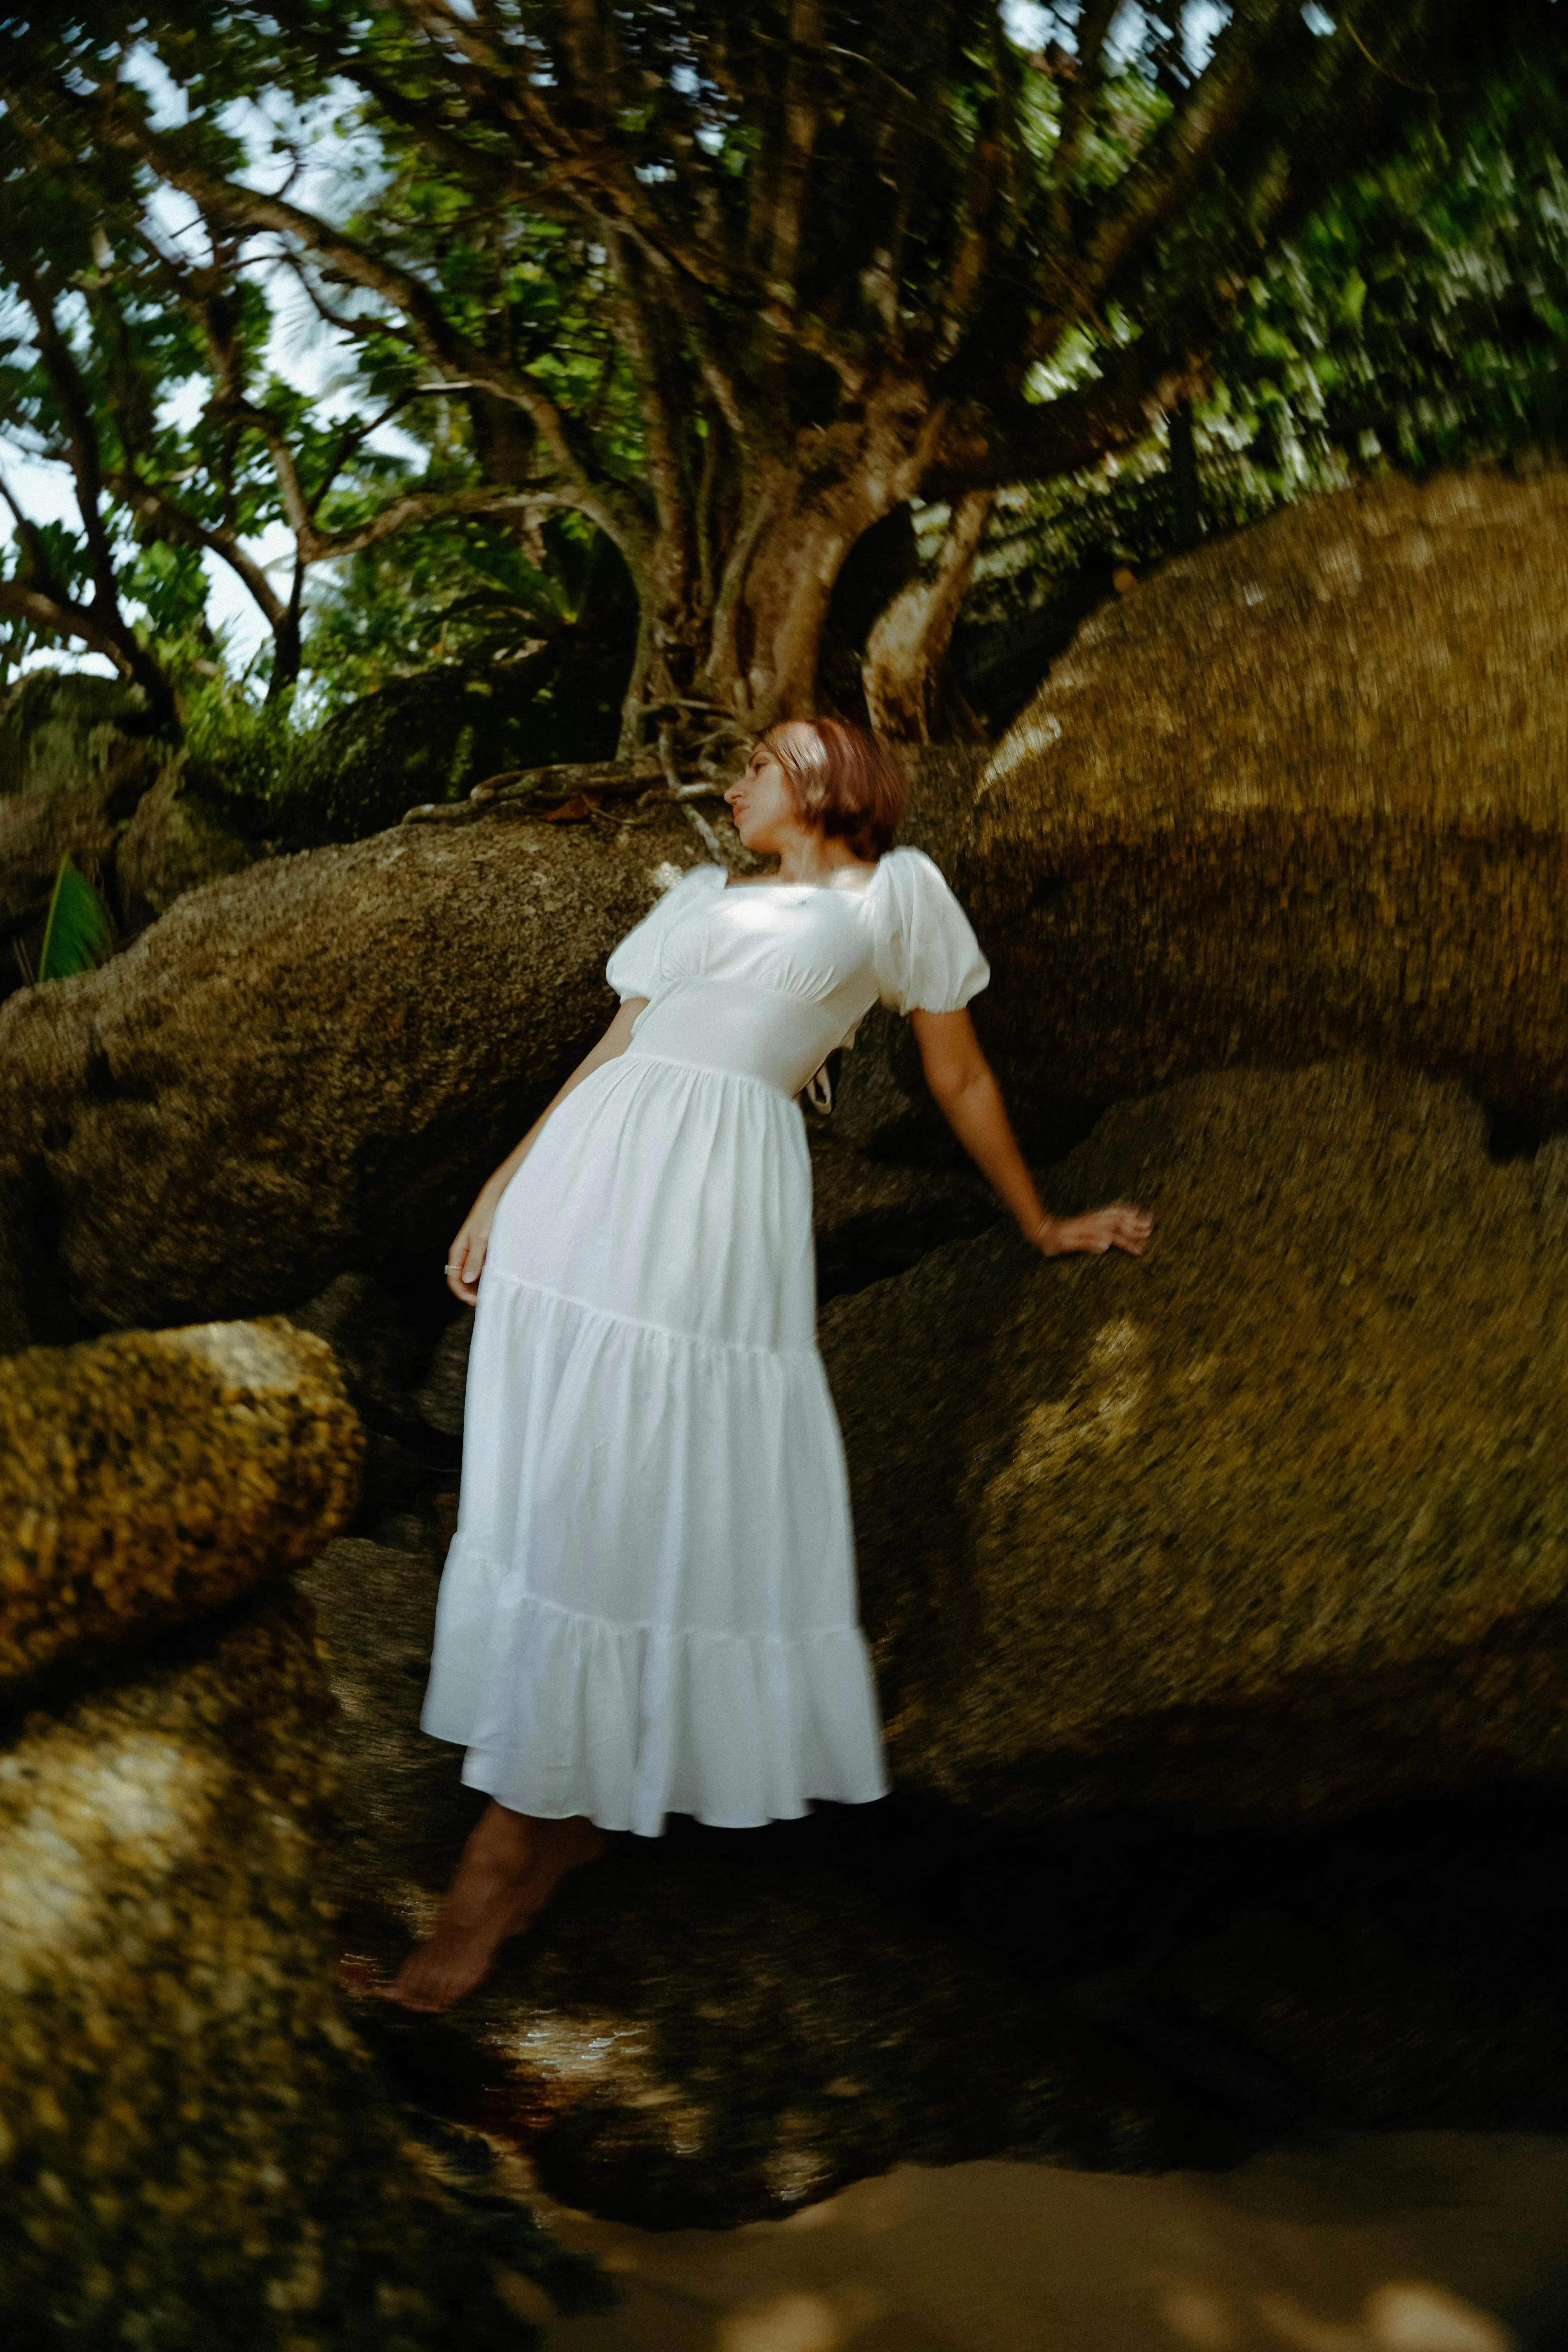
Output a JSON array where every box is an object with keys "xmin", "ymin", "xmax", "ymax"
[
  {"xmin": 0, "ymin": 118, "xmax": 575, "ymax": 713},
  {"xmin": 4, "ymin": 1, "xmax": 1557, "ymax": 753}
]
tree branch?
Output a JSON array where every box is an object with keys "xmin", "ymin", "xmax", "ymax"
[
  {"xmin": 1074, "ymin": 0, "xmax": 1298, "ymax": 305},
  {"xmin": 9, "ymin": 261, "xmax": 121, "ymax": 619},
  {"xmin": 767, "ymin": 0, "xmax": 825, "ymax": 314},
  {"xmin": 29, "ymin": 79, "xmax": 650, "ymax": 561},
  {"xmin": 920, "ymin": 334, "xmax": 1195, "ymax": 497}
]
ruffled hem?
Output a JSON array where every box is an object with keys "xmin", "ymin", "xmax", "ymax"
[{"xmin": 422, "ymin": 1560, "xmax": 890, "ymax": 1838}]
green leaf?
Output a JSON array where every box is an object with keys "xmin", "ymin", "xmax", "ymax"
[{"xmin": 38, "ymin": 855, "xmax": 113, "ymax": 984}]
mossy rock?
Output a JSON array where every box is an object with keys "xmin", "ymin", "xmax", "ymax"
[
  {"xmin": 0, "ymin": 804, "xmax": 707, "ymax": 1331},
  {"xmin": 0, "ymin": 1317, "xmax": 360, "ymax": 1692},
  {"xmin": 0, "ymin": 1588, "xmax": 529, "ymax": 2349},
  {"xmin": 0, "ymin": 670, "xmax": 154, "ymax": 798},
  {"xmin": 822, "ymin": 1059, "xmax": 1568, "ymax": 1826},
  {"xmin": 962, "ymin": 468, "xmax": 1568, "ymax": 1135},
  {"xmin": 274, "ymin": 638, "xmax": 634, "ymax": 846},
  {"xmin": 114, "ymin": 761, "xmax": 258, "ymax": 922}
]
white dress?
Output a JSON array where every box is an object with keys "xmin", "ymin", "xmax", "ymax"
[{"xmin": 420, "ymin": 845, "xmax": 990, "ymax": 1836}]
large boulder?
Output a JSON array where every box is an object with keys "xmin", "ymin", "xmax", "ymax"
[
  {"xmin": 0, "ymin": 669, "xmax": 151, "ymax": 797},
  {"xmin": 301, "ymin": 1535, "xmax": 1209, "ymax": 2229},
  {"xmin": 303, "ymin": 1531, "xmax": 1568, "ymax": 2231},
  {"xmin": 962, "ymin": 468, "xmax": 1568, "ymax": 1136},
  {"xmin": 0, "ymin": 804, "xmax": 707, "ymax": 1330},
  {"xmin": 0, "ymin": 1586, "xmax": 530, "ymax": 2348},
  {"xmin": 113, "ymin": 760, "xmax": 257, "ymax": 924},
  {"xmin": 0, "ymin": 1317, "xmax": 360, "ymax": 1690},
  {"xmin": 822, "ymin": 1059, "xmax": 1568, "ymax": 1826}
]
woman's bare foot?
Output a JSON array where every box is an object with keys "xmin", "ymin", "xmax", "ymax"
[{"xmin": 385, "ymin": 1806, "xmax": 606, "ymax": 2013}]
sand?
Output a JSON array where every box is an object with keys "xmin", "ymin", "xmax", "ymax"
[{"xmin": 524, "ymin": 2134, "xmax": 1568, "ymax": 2352}]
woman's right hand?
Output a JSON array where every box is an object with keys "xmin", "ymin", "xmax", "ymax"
[{"xmin": 446, "ymin": 1196, "xmax": 496, "ymax": 1303}]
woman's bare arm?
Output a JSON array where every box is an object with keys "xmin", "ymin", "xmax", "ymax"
[
  {"xmin": 446, "ymin": 997, "xmax": 648, "ymax": 1301},
  {"xmin": 909, "ymin": 1007, "xmax": 1151, "ymax": 1259}
]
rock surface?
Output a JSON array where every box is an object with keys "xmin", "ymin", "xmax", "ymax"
[
  {"xmin": 0, "ymin": 1163, "xmax": 76, "ymax": 1358},
  {"xmin": 300, "ymin": 1533, "xmax": 1568, "ymax": 2233},
  {"xmin": 0, "ymin": 804, "xmax": 709, "ymax": 1330},
  {"xmin": 0, "ymin": 1587, "xmax": 528, "ymax": 2349},
  {"xmin": 0, "ymin": 1318, "xmax": 360, "ymax": 1690},
  {"xmin": 113, "ymin": 762, "xmax": 257, "ymax": 923},
  {"xmin": 0, "ymin": 669, "xmax": 151, "ymax": 797},
  {"xmin": 963, "ymin": 468, "xmax": 1568, "ymax": 1135},
  {"xmin": 822, "ymin": 1059, "xmax": 1568, "ymax": 1825},
  {"xmin": 299, "ymin": 1537, "xmax": 1211, "ymax": 2231}
]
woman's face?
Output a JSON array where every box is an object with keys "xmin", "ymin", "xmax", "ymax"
[{"xmin": 724, "ymin": 728, "xmax": 815, "ymax": 855}]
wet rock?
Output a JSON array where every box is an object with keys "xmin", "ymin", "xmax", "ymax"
[
  {"xmin": 963, "ymin": 469, "xmax": 1568, "ymax": 1137},
  {"xmin": 0, "ymin": 1317, "xmax": 360, "ymax": 1691},
  {"xmin": 822, "ymin": 1060, "xmax": 1568, "ymax": 1826},
  {"xmin": 0, "ymin": 803, "xmax": 707, "ymax": 1331},
  {"xmin": 0, "ymin": 1587, "xmax": 528, "ymax": 2349},
  {"xmin": 298, "ymin": 1537, "xmax": 1210, "ymax": 2232}
]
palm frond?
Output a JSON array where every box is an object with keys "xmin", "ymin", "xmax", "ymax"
[{"xmin": 38, "ymin": 855, "xmax": 113, "ymax": 984}]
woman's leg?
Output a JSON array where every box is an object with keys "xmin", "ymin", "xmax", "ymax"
[{"xmin": 387, "ymin": 1802, "xmax": 606, "ymax": 2012}]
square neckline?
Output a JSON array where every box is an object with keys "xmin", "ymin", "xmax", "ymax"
[{"xmin": 721, "ymin": 867, "xmax": 878, "ymax": 897}]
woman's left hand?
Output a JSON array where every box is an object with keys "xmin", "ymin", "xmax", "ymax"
[{"xmin": 1033, "ymin": 1203, "xmax": 1152, "ymax": 1258}]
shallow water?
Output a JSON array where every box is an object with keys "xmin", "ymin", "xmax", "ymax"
[{"xmin": 530, "ymin": 2134, "xmax": 1568, "ymax": 2352}]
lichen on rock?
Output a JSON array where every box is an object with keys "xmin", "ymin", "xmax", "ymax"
[
  {"xmin": 823, "ymin": 1058, "xmax": 1568, "ymax": 1824},
  {"xmin": 0, "ymin": 805, "xmax": 711, "ymax": 1331},
  {"xmin": 0, "ymin": 1317, "xmax": 361, "ymax": 1690},
  {"xmin": 963, "ymin": 469, "xmax": 1568, "ymax": 1133},
  {"xmin": 0, "ymin": 1589, "xmax": 527, "ymax": 2349}
]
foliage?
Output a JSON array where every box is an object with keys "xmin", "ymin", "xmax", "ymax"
[
  {"xmin": 5, "ymin": 0, "xmax": 1559, "ymax": 750},
  {"xmin": 37, "ymin": 854, "xmax": 113, "ymax": 982},
  {"xmin": 953, "ymin": 64, "xmax": 1568, "ymax": 730},
  {"xmin": 301, "ymin": 509, "xmax": 637, "ymax": 711}
]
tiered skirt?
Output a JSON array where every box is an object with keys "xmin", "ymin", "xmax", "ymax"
[{"xmin": 420, "ymin": 1048, "xmax": 889, "ymax": 1836}]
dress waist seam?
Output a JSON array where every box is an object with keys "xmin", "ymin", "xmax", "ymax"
[
  {"xmin": 481, "ymin": 1267, "xmax": 818, "ymax": 1359},
  {"xmin": 620, "ymin": 1047, "xmax": 806, "ymax": 1101}
]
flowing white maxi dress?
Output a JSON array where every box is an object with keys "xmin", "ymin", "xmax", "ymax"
[{"xmin": 419, "ymin": 845, "xmax": 990, "ymax": 1836}]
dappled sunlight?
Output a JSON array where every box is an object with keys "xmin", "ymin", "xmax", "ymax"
[
  {"xmin": 982, "ymin": 1314, "xmax": 1151, "ymax": 1515},
  {"xmin": 1254, "ymin": 2278, "xmax": 1512, "ymax": 2351},
  {"xmin": 717, "ymin": 2291, "xmax": 851, "ymax": 2352}
]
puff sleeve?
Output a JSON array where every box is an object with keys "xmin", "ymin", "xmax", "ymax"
[
  {"xmin": 604, "ymin": 863, "xmax": 725, "ymax": 1001},
  {"xmin": 870, "ymin": 846, "xmax": 991, "ymax": 1016}
]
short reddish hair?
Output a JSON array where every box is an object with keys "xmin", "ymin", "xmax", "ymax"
[{"xmin": 764, "ymin": 719, "xmax": 906, "ymax": 860}]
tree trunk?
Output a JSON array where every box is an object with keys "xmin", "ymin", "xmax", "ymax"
[
  {"xmin": 608, "ymin": 384, "xmax": 985, "ymax": 753},
  {"xmin": 862, "ymin": 490, "xmax": 995, "ymax": 742},
  {"xmin": 265, "ymin": 562, "xmax": 305, "ymax": 702},
  {"xmin": 690, "ymin": 385, "xmax": 956, "ymax": 740}
]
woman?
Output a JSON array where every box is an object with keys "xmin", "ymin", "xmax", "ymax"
[{"xmin": 390, "ymin": 719, "xmax": 1151, "ymax": 2012}]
